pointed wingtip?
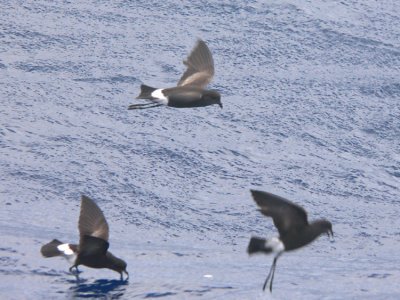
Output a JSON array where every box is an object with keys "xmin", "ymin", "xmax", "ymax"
[
  {"xmin": 78, "ymin": 195, "xmax": 110, "ymax": 241},
  {"xmin": 250, "ymin": 189, "xmax": 260, "ymax": 197},
  {"xmin": 81, "ymin": 194, "xmax": 95, "ymax": 207},
  {"xmin": 196, "ymin": 38, "xmax": 206, "ymax": 46},
  {"xmin": 81, "ymin": 194, "xmax": 91, "ymax": 201}
]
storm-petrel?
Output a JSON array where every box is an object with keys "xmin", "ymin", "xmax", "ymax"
[
  {"xmin": 41, "ymin": 195, "xmax": 129, "ymax": 280},
  {"xmin": 128, "ymin": 39, "xmax": 222, "ymax": 110},
  {"xmin": 247, "ymin": 190, "xmax": 333, "ymax": 292}
]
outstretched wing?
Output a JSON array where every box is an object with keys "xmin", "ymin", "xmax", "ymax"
[
  {"xmin": 250, "ymin": 190, "xmax": 308, "ymax": 237},
  {"xmin": 78, "ymin": 195, "xmax": 109, "ymax": 242},
  {"xmin": 177, "ymin": 39, "xmax": 215, "ymax": 88}
]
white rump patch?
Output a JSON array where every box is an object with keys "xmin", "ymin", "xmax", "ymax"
[
  {"xmin": 57, "ymin": 243, "xmax": 74, "ymax": 256},
  {"xmin": 151, "ymin": 89, "xmax": 168, "ymax": 105},
  {"xmin": 57, "ymin": 243, "xmax": 76, "ymax": 262},
  {"xmin": 266, "ymin": 237, "xmax": 285, "ymax": 253}
]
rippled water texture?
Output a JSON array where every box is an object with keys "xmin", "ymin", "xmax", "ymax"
[{"xmin": 1, "ymin": 0, "xmax": 399, "ymax": 299}]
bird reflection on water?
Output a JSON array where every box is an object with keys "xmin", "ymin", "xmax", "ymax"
[{"xmin": 68, "ymin": 278, "xmax": 128, "ymax": 299}]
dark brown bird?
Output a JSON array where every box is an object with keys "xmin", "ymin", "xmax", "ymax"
[
  {"xmin": 41, "ymin": 195, "xmax": 128, "ymax": 280},
  {"xmin": 128, "ymin": 39, "xmax": 222, "ymax": 110},
  {"xmin": 247, "ymin": 190, "xmax": 333, "ymax": 292}
]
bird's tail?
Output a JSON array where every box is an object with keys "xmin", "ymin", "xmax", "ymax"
[
  {"xmin": 136, "ymin": 84, "xmax": 157, "ymax": 99},
  {"xmin": 247, "ymin": 237, "xmax": 273, "ymax": 255},
  {"xmin": 41, "ymin": 239, "xmax": 77, "ymax": 259},
  {"xmin": 41, "ymin": 239, "xmax": 64, "ymax": 257}
]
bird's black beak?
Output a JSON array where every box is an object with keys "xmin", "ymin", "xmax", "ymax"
[
  {"xmin": 120, "ymin": 270, "xmax": 129, "ymax": 281},
  {"xmin": 124, "ymin": 270, "xmax": 129, "ymax": 280},
  {"xmin": 219, "ymin": 102, "xmax": 223, "ymax": 109},
  {"xmin": 327, "ymin": 229, "xmax": 334, "ymax": 241}
]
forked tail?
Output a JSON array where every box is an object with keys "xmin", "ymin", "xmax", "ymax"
[
  {"xmin": 247, "ymin": 237, "xmax": 272, "ymax": 254},
  {"xmin": 136, "ymin": 84, "xmax": 157, "ymax": 99},
  {"xmin": 41, "ymin": 239, "xmax": 77, "ymax": 258},
  {"xmin": 41, "ymin": 239, "xmax": 64, "ymax": 257}
]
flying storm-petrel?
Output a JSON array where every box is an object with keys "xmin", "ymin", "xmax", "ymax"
[
  {"xmin": 128, "ymin": 39, "xmax": 222, "ymax": 110},
  {"xmin": 41, "ymin": 195, "xmax": 128, "ymax": 280},
  {"xmin": 247, "ymin": 189, "xmax": 333, "ymax": 292}
]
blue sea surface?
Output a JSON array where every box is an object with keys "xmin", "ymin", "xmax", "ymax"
[{"xmin": 1, "ymin": 0, "xmax": 399, "ymax": 299}]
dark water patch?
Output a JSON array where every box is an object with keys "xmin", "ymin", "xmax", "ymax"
[
  {"xmin": 144, "ymin": 291, "xmax": 177, "ymax": 298},
  {"xmin": 172, "ymin": 252, "xmax": 187, "ymax": 257},
  {"xmin": 183, "ymin": 285, "xmax": 233, "ymax": 296},
  {"xmin": 31, "ymin": 269, "xmax": 64, "ymax": 277},
  {"xmin": 0, "ymin": 247, "xmax": 18, "ymax": 254},
  {"xmin": 368, "ymin": 273, "xmax": 392, "ymax": 279},
  {"xmin": 336, "ymin": 137, "xmax": 377, "ymax": 158},
  {"xmin": 386, "ymin": 166, "xmax": 400, "ymax": 179},
  {"xmin": 5, "ymin": 28, "xmax": 78, "ymax": 49},
  {"xmin": 69, "ymin": 279, "xmax": 128, "ymax": 299},
  {"xmin": 288, "ymin": 178, "xmax": 310, "ymax": 189},
  {"xmin": 74, "ymin": 75, "xmax": 139, "ymax": 84},
  {"xmin": 0, "ymin": 256, "xmax": 18, "ymax": 267},
  {"xmin": 361, "ymin": 113, "xmax": 400, "ymax": 140},
  {"xmin": 300, "ymin": 132, "xmax": 328, "ymax": 148},
  {"xmin": 47, "ymin": 135, "xmax": 81, "ymax": 144},
  {"xmin": 319, "ymin": 27, "xmax": 398, "ymax": 51},
  {"xmin": 14, "ymin": 60, "xmax": 86, "ymax": 74},
  {"xmin": 159, "ymin": 63, "xmax": 178, "ymax": 75},
  {"xmin": 360, "ymin": 83, "xmax": 400, "ymax": 98},
  {"xmin": 0, "ymin": 269, "xmax": 24, "ymax": 276}
]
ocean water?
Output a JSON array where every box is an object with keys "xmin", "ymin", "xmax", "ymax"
[{"xmin": 1, "ymin": 0, "xmax": 399, "ymax": 299}]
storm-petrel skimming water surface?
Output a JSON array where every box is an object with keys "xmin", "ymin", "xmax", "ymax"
[
  {"xmin": 247, "ymin": 190, "xmax": 333, "ymax": 292},
  {"xmin": 41, "ymin": 195, "xmax": 129, "ymax": 280},
  {"xmin": 128, "ymin": 39, "xmax": 222, "ymax": 110}
]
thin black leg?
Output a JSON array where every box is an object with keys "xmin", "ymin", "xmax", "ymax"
[
  {"xmin": 269, "ymin": 259, "xmax": 277, "ymax": 291},
  {"xmin": 269, "ymin": 252, "xmax": 282, "ymax": 292},
  {"xmin": 69, "ymin": 265, "xmax": 80, "ymax": 280},
  {"xmin": 69, "ymin": 265, "xmax": 81, "ymax": 274},
  {"xmin": 262, "ymin": 252, "xmax": 282, "ymax": 292},
  {"xmin": 128, "ymin": 103, "xmax": 163, "ymax": 110},
  {"xmin": 262, "ymin": 262, "xmax": 275, "ymax": 291},
  {"xmin": 120, "ymin": 270, "xmax": 129, "ymax": 281}
]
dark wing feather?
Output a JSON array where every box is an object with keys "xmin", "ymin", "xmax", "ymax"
[
  {"xmin": 78, "ymin": 195, "xmax": 109, "ymax": 243},
  {"xmin": 250, "ymin": 190, "xmax": 308, "ymax": 237},
  {"xmin": 177, "ymin": 39, "xmax": 215, "ymax": 88}
]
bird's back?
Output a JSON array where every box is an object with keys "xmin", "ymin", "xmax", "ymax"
[{"xmin": 281, "ymin": 222, "xmax": 329, "ymax": 251}]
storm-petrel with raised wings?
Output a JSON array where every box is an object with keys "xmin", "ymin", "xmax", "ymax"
[
  {"xmin": 247, "ymin": 190, "xmax": 333, "ymax": 292},
  {"xmin": 128, "ymin": 39, "xmax": 222, "ymax": 110},
  {"xmin": 41, "ymin": 195, "xmax": 128, "ymax": 280}
]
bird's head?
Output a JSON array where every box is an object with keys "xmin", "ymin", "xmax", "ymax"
[
  {"xmin": 204, "ymin": 90, "xmax": 222, "ymax": 108},
  {"xmin": 316, "ymin": 220, "xmax": 334, "ymax": 239},
  {"xmin": 107, "ymin": 253, "xmax": 129, "ymax": 280}
]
